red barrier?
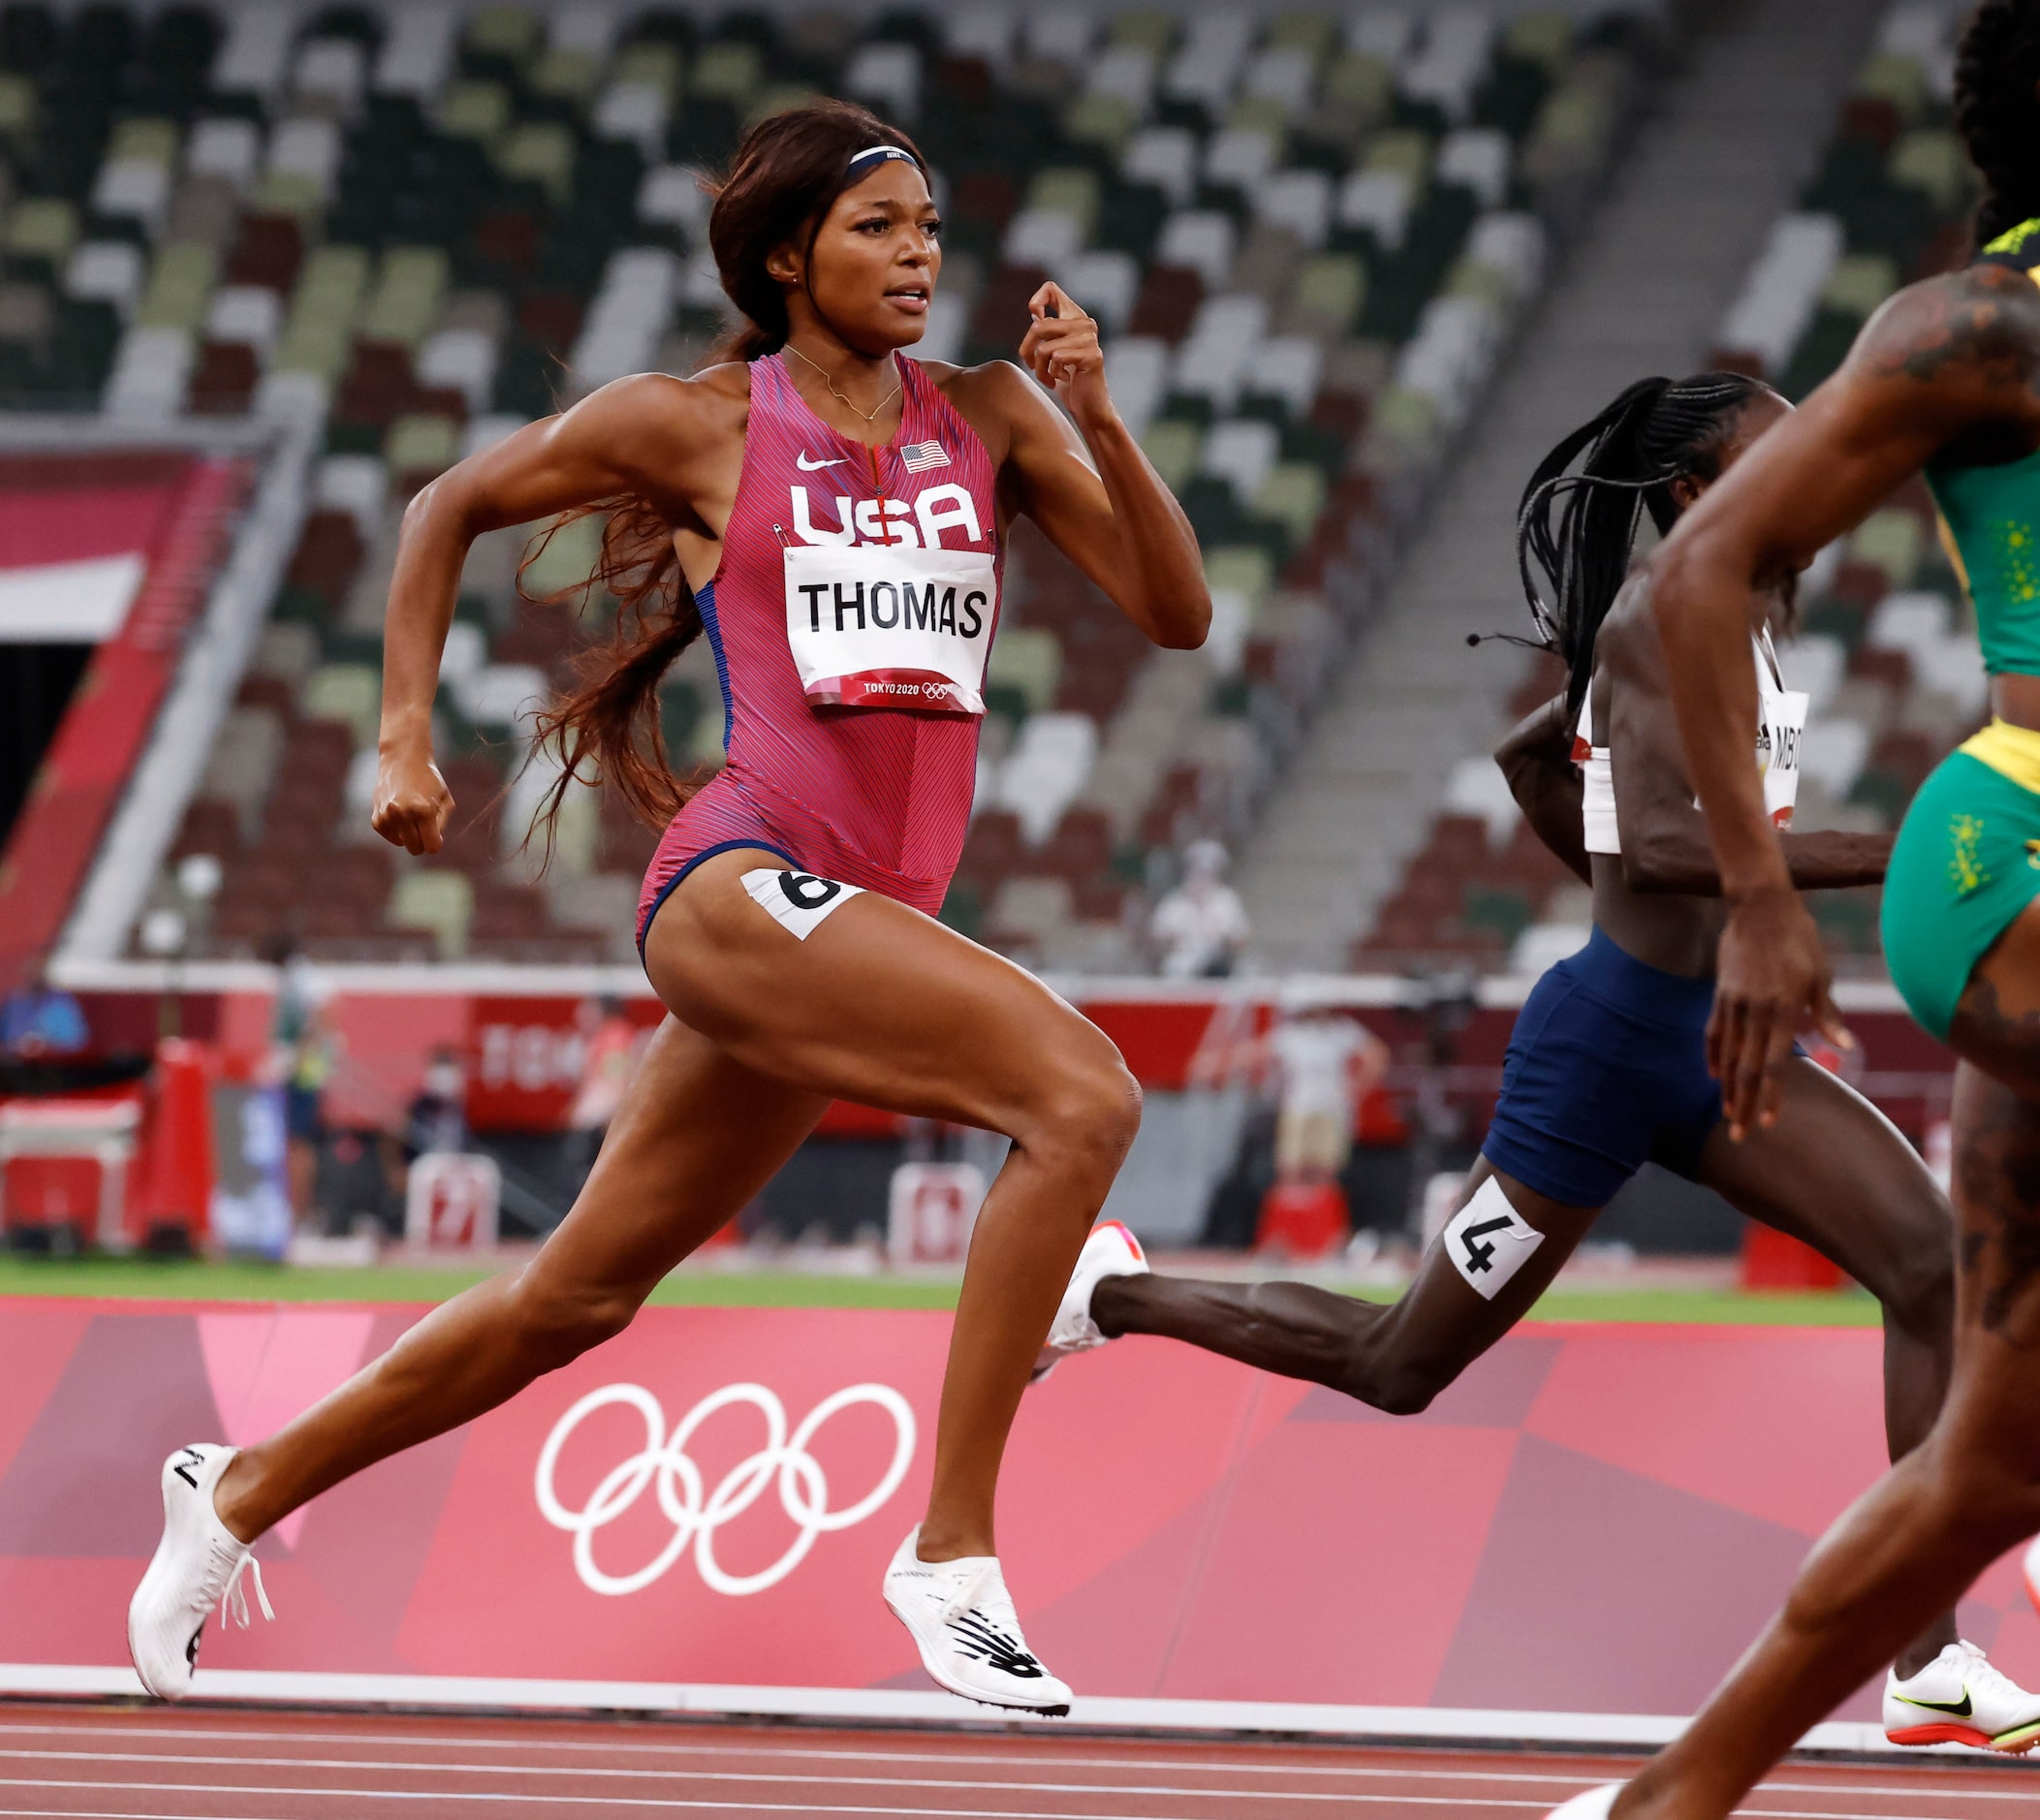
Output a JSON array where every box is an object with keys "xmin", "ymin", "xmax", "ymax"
[
  {"xmin": 130, "ymin": 1040, "xmax": 214, "ymax": 1248},
  {"xmin": 66, "ymin": 984, "xmax": 1963, "ymax": 1150},
  {"xmin": 0, "ymin": 1299, "xmax": 2032, "ymax": 1726},
  {"xmin": 1741, "ymin": 1225, "xmax": 1847, "ymax": 1291},
  {"xmin": 1255, "ymin": 1179, "xmax": 1349, "ymax": 1256}
]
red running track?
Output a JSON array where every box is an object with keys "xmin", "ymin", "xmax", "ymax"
[{"xmin": 0, "ymin": 1705, "xmax": 2035, "ymax": 1819}]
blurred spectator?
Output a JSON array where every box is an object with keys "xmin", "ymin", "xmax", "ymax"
[
  {"xmin": 264, "ymin": 933, "xmax": 334, "ymax": 1223},
  {"xmin": 1271, "ymin": 1001, "xmax": 1389, "ymax": 1186},
  {"xmin": 1150, "ymin": 840, "xmax": 1250, "ymax": 978},
  {"xmin": 406, "ymin": 1047, "xmax": 469, "ymax": 1159},
  {"xmin": 569, "ymin": 997, "xmax": 644, "ymax": 1174},
  {"xmin": 0, "ymin": 975, "xmax": 87, "ymax": 1059}
]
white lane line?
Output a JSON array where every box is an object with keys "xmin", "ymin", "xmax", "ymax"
[
  {"xmin": 0, "ymin": 1740, "xmax": 2016, "ymax": 1808},
  {"xmin": 0, "ymin": 1804, "xmax": 1941, "ymax": 1820},
  {"xmin": 0, "ymin": 1728, "xmax": 2013, "ymax": 1801},
  {"xmin": 0, "ymin": 1751, "xmax": 1584, "ymax": 1805},
  {"xmin": 0, "ymin": 1776, "xmax": 1572, "ymax": 1814},
  {"xmin": 0, "ymin": 1780, "xmax": 1979, "ymax": 1820},
  {"xmin": 0, "ymin": 1738, "xmax": 1590, "ymax": 1795},
  {"xmin": 0, "ymin": 1724, "xmax": 1397, "ymax": 1769}
]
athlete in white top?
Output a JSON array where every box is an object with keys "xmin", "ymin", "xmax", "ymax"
[{"xmin": 1030, "ymin": 372, "xmax": 2040, "ymax": 1751}]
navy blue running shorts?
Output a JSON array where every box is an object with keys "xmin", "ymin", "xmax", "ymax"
[{"xmin": 1482, "ymin": 925, "xmax": 1724, "ymax": 1208}]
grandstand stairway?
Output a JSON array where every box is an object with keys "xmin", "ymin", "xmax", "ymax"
[{"xmin": 1240, "ymin": 0, "xmax": 1884, "ymax": 971}]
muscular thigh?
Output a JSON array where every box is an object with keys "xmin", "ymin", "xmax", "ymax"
[
  {"xmin": 643, "ymin": 847, "xmax": 1130, "ymax": 1135},
  {"xmin": 536, "ymin": 1013, "xmax": 828, "ymax": 1297},
  {"xmin": 1934, "ymin": 908, "xmax": 2040, "ymax": 1463},
  {"xmin": 1696, "ymin": 1057, "xmax": 1950, "ymax": 1302},
  {"xmin": 1945, "ymin": 1064, "xmax": 2040, "ymax": 1354}
]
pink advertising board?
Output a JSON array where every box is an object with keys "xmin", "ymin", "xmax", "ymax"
[{"xmin": 0, "ymin": 1299, "xmax": 2031, "ymax": 1742}]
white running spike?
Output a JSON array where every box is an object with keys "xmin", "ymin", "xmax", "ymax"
[
  {"xmin": 127, "ymin": 1443, "xmax": 273, "ymax": 1700},
  {"xmin": 1545, "ymin": 1787, "xmax": 1620, "ymax": 1820},
  {"xmin": 882, "ymin": 1525, "xmax": 1072, "ymax": 1715}
]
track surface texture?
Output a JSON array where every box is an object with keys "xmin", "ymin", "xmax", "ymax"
[{"xmin": 0, "ymin": 1706, "xmax": 2035, "ymax": 1819}]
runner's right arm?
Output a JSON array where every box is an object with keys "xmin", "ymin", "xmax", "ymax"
[
  {"xmin": 372, "ymin": 372, "xmax": 730, "ymax": 855},
  {"xmin": 1493, "ymin": 695, "xmax": 1591, "ymax": 883},
  {"xmin": 1649, "ymin": 265, "xmax": 2040, "ymax": 1126}
]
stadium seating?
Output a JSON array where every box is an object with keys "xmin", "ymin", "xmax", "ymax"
[
  {"xmin": 1353, "ymin": 0, "xmax": 1980, "ymax": 977},
  {"xmin": 0, "ymin": 2, "xmax": 1648, "ymax": 968}
]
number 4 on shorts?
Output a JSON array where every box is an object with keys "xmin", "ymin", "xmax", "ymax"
[{"xmin": 1443, "ymin": 1177, "xmax": 1546, "ymax": 1301}]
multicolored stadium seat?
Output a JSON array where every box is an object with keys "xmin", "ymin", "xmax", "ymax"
[{"xmin": 0, "ymin": 3, "xmax": 1648, "ymax": 967}]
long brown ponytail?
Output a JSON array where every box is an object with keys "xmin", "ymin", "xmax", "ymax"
[
  {"xmin": 525, "ymin": 100, "xmax": 926, "ymax": 847},
  {"xmin": 525, "ymin": 499, "xmax": 699, "ymax": 843}
]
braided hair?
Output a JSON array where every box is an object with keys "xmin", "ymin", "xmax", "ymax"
[
  {"xmin": 1516, "ymin": 373, "xmax": 1770, "ymax": 716},
  {"xmin": 1956, "ymin": 0, "xmax": 2040, "ymax": 247}
]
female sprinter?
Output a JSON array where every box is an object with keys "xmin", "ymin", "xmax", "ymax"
[
  {"xmin": 127, "ymin": 100, "xmax": 1208, "ymax": 1713},
  {"xmin": 1548, "ymin": 4, "xmax": 2040, "ymax": 1813},
  {"xmin": 1034, "ymin": 371, "xmax": 2037, "ymax": 1739}
]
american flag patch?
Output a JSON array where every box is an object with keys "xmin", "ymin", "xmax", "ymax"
[{"xmin": 899, "ymin": 441, "xmax": 950, "ymax": 473}]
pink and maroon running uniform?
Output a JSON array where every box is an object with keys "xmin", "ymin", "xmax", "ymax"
[{"xmin": 636, "ymin": 352, "xmax": 1004, "ymax": 951}]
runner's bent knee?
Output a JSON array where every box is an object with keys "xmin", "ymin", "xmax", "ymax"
[
  {"xmin": 1016, "ymin": 1052, "xmax": 1143, "ymax": 1182},
  {"xmin": 1334, "ymin": 1308, "xmax": 1459, "ymax": 1414},
  {"xmin": 1347, "ymin": 1349, "xmax": 1449, "ymax": 1416}
]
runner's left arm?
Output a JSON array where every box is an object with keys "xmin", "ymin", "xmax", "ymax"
[{"xmin": 988, "ymin": 282, "xmax": 1210, "ymax": 649}]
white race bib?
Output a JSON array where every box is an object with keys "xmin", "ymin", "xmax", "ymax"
[
  {"xmin": 740, "ymin": 868, "xmax": 863, "ymax": 940},
  {"xmin": 1758, "ymin": 681, "xmax": 1808, "ymax": 829},
  {"xmin": 1442, "ymin": 1177, "xmax": 1546, "ymax": 1302},
  {"xmin": 782, "ymin": 543, "xmax": 995, "ymax": 715}
]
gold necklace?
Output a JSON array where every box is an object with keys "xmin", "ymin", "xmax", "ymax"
[{"xmin": 782, "ymin": 342, "xmax": 902, "ymax": 424}]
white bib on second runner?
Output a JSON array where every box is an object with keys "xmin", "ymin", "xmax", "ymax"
[
  {"xmin": 1751, "ymin": 627, "xmax": 1807, "ymax": 829},
  {"xmin": 1579, "ymin": 628, "xmax": 1806, "ymax": 854},
  {"xmin": 783, "ymin": 543, "xmax": 995, "ymax": 715}
]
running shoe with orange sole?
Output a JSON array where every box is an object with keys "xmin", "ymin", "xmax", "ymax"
[
  {"xmin": 1030, "ymin": 1219, "xmax": 1146, "ymax": 1384},
  {"xmin": 1885, "ymin": 1639, "xmax": 2040, "ymax": 1752}
]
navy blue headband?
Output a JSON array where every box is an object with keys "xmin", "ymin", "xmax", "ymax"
[{"xmin": 846, "ymin": 143, "xmax": 919, "ymax": 180}]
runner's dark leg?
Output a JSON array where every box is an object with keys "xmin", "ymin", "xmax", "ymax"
[{"xmin": 1092, "ymin": 1159, "xmax": 1601, "ymax": 1414}]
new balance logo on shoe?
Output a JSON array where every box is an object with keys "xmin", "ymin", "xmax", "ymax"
[
  {"xmin": 172, "ymin": 1447, "xmax": 203, "ymax": 1490},
  {"xmin": 947, "ymin": 1609, "xmax": 1044, "ymax": 1679}
]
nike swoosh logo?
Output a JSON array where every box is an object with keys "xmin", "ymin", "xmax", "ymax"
[
  {"xmin": 797, "ymin": 453, "xmax": 844, "ymax": 470},
  {"xmin": 1897, "ymin": 1689, "xmax": 1973, "ymax": 1717}
]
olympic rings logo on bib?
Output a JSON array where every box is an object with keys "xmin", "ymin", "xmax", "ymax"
[{"xmin": 534, "ymin": 1382, "xmax": 917, "ymax": 1596}]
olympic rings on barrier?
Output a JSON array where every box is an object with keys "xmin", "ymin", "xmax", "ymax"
[{"xmin": 534, "ymin": 1382, "xmax": 918, "ymax": 1596}]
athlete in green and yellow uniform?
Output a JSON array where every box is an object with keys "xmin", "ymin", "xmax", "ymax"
[
  {"xmin": 1542, "ymin": 5, "xmax": 2040, "ymax": 1819},
  {"xmin": 1885, "ymin": 218, "xmax": 2040, "ymax": 1036}
]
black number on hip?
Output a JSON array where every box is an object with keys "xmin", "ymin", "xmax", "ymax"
[{"xmin": 780, "ymin": 873, "xmax": 842, "ymax": 911}]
